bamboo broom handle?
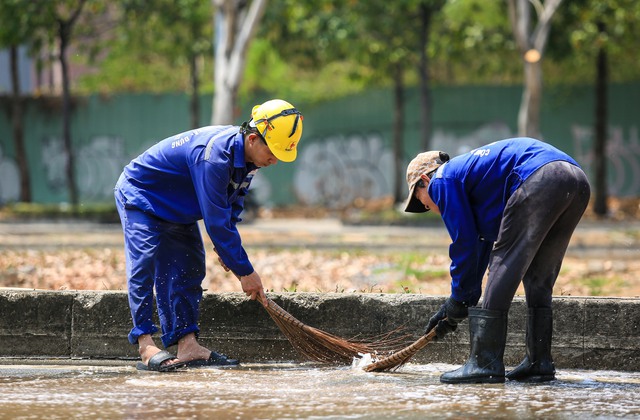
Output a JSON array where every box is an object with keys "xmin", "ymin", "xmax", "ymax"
[
  {"xmin": 213, "ymin": 248, "xmax": 312, "ymax": 331},
  {"xmin": 364, "ymin": 327, "xmax": 438, "ymax": 372},
  {"xmin": 388, "ymin": 328, "xmax": 436, "ymax": 359},
  {"xmin": 257, "ymin": 295, "xmax": 312, "ymax": 331}
]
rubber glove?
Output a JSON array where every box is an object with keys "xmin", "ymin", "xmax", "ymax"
[{"xmin": 425, "ymin": 297, "xmax": 469, "ymax": 339}]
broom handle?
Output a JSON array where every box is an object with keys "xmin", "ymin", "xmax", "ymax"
[
  {"xmin": 363, "ymin": 325, "xmax": 439, "ymax": 372},
  {"xmin": 213, "ymin": 248, "xmax": 311, "ymax": 331},
  {"xmin": 388, "ymin": 328, "xmax": 436, "ymax": 358},
  {"xmin": 257, "ymin": 295, "xmax": 312, "ymax": 331}
]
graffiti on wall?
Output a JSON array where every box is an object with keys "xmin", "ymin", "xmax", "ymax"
[
  {"xmin": 2, "ymin": 122, "xmax": 639, "ymax": 206},
  {"xmin": 572, "ymin": 125, "xmax": 640, "ymax": 196},
  {"xmin": 0, "ymin": 143, "xmax": 20, "ymax": 204},
  {"xmin": 293, "ymin": 132, "xmax": 395, "ymax": 208},
  {"xmin": 431, "ymin": 122, "xmax": 513, "ymax": 155},
  {"xmin": 42, "ymin": 135, "xmax": 128, "ymax": 201},
  {"xmin": 293, "ymin": 122, "xmax": 513, "ymax": 208}
]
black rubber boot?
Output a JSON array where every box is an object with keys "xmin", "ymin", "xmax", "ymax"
[
  {"xmin": 440, "ymin": 307, "xmax": 508, "ymax": 384},
  {"xmin": 506, "ymin": 307, "xmax": 556, "ymax": 382}
]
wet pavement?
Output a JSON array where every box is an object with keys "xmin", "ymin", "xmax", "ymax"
[{"xmin": 1, "ymin": 361, "xmax": 639, "ymax": 419}]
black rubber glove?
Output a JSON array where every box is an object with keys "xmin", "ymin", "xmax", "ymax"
[{"xmin": 424, "ymin": 297, "xmax": 469, "ymax": 339}]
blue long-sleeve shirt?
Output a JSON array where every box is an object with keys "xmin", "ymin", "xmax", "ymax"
[
  {"xmin": 427, "ymin": 137, "xmax": 580, "ymax": 305},
  {"xmin": 118, "ymin": 125, "xmax": 258, "ymax": 276}
]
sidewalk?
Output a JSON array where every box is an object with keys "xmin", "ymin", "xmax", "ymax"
[{"xmin": 2, "ymin": 217, "xmax": 640, "ymax": 251}]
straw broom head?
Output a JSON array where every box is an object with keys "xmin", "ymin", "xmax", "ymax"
[{"xmin": 263, "ymin": 297, "xmax": 407, "ymax": 364}]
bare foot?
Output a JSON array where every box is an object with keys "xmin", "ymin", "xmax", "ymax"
[
  {"xmin": 175, "ymin": 333, "xmax": 212, "ymax": 363},
  {"xmin": 138, "ymin": 334, "xmax": 180, "ymax": 368}
]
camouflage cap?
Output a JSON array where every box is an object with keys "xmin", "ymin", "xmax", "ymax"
[{"xmin": 403, "ymin": 151, "xmax": 450, "ymax": 213}]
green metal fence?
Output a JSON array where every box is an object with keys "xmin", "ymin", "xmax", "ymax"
[{"xmin": 0, "ymin": 83, "xmax": 638, "ymax": 207}]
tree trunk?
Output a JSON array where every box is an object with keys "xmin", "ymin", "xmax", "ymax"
[
  {"xmin": 189, "ymin": 52, "xmax": 200, "ymax": 129},
  {"xmin": 519, "ymin": 61, "xmax": 542, "ymax": 138},
  {"xmin": 59, "ymin": 22, "xmax": 79, "ymax": 206},
  {"xmin": 9, "ymin": 46, "xmax": 31, "ymax": 202},
  {"xmin": 213, "ymin": 10, "xmax": 238, "ymax": 127},
  {"xmin": 593, "ymin": 21, "xmax": 608, "ymax": 216},
  {"xmin": 392, "ymin": 63, "xmax": 405, "ymax": 204},
  {"xmin": 417, "ymin": 3, "xmax": 433, "ymax": 151},
  {"xmin": 55, "ymin": 0, "xmax": 87, "ymax": 207},
  {"xmin": 507, "ymin": 0, "xmax": 563, "ymax": 139},
  {"xmin": 211, "ymin": 0, "xmax": 268, "ymax": 125}
]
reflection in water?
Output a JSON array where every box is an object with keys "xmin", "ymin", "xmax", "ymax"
[{"xmin": 0, "ymin": 362, "xmax": 639, "ymax": 419}]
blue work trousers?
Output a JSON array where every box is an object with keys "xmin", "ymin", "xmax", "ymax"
[{"xmin": 115, "ymin": 183, "xmax": 206, "ymax": 348}]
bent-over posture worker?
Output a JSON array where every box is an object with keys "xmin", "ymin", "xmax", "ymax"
[
  {"xmin": 404, "ymin": 137, "xmax": 590, "ymax": 384},
  {"xmin": 114, "ymin": 99, "xmax": 303, "ymax": 371}
]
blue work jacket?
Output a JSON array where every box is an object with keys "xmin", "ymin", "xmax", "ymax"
[
  {"xmin": 428, "ymin": 137, "xmax": 580, "ymax": 305},
  {"xmin": 118, "ymin": 125, "xmax": 258, "ymax": 276}
]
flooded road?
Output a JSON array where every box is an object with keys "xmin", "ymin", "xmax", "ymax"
[{"xmin": 1, "ymin": 362, "xmax": 639, "ymax": 419}]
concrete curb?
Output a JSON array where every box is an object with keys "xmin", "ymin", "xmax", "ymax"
[{"xmin": 1, "ymin": 289, "xmax": 638, "ymax": 371}]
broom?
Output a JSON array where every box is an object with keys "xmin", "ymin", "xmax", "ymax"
[
  {"xmin": 215, "ymin": 249, "xmax": 402, "ymax": 364},
  {"xmin": 256, "ymin": 295, "xmax": 402, "ymax": 364},
  {"xmin": 363, "ymin": 322, "xmax": 441, "ymax": 372}
]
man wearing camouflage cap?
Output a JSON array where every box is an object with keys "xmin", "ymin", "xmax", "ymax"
[{"xmin": 404, "ymin": 137, "xmax": 590, "ymax": 384}]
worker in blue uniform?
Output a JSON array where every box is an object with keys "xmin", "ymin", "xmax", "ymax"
[
  {"xmin": 114, "ymin": 99, "xmax": 303, "ymax": 371},
  {"xmin": 404, "ymin": 137, "xmax": 590, "ymax": 384}
]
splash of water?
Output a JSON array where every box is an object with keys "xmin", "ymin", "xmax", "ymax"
[{"xmin": 351, "ymin": 352, "xmax": 379, "ymax": 369}]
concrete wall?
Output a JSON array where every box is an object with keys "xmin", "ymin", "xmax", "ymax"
[{"xmin": 1, "ymin": 289, "xmax": 638, "ymax": 371}]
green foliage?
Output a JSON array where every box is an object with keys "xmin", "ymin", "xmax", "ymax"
[
  {"xmin": 76, "ymin": 0, "xmax": 214, "ymax": 94},
  {"xmin": 120, "ymin": 0, "xmax": 212, "ymax": 58},
  {"xmin": 584, "ymin": 276, "xmax": 626, "ymax": 296},
  {"xmin": 548, "ymin": 0, "xmax": 640, "ymax": 84},
  {"xmin": 242, "ymin": 38, "xmax": 372, "ymax": 103},
  {"xmin": 0, "ymin": 0, "xmax": 41, "ymax": 46},
  {"xmin": 431, "ymin": 0, "xmax": 522, "ymax": 85},
  {"xmin": 282, "ymin": 281, "xmax": 299, "ymax": 292},
  {"xmin": 259, "ymin": 0, "xmax": 430, "ymax": 89},
  {"xmin": 0, "ymin": 0, "xmax": 58, "ymax": 64},
  {"xmin": 10, "ymin": 0, "xmax": 637, "ymax": 100},
  {"xmin": 259, "ymin": 0, "xmax": 350, "ymax": 68},
  {"xmin": 75, "ymin": 37, "xmax": 213, "ymax": 93},
  {"xmin": 396, "ymin": 253, "xmax": 448, "ymax": 279}
]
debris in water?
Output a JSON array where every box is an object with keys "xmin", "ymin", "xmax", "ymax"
[{"xmin": 352, "ymin": 352, "xmax": 379, "ymax": 369}]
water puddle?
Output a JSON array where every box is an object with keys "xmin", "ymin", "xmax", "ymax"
[{"xmin": 1, "ymin": 362, "xmax": 639, "ymax": 419}]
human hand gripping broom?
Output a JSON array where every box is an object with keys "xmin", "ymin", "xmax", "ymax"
[
  {"xmin": 364, "ymin": 297, "xmax": 462, "ymax": 372},
  {"xmin": 214, "ymin": 248, "xmax": 401, "ymax": 364}
]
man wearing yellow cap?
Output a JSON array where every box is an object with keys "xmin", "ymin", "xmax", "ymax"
[
  {"xmin": 114, "ymin": 99, "xmax": 303, "ymax": 371},
  {"xmin": 404, "ymin": 137, "xmax": 590, "ymax": 384}
]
